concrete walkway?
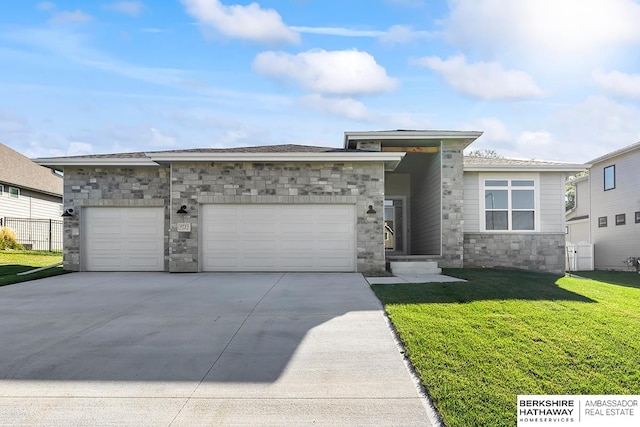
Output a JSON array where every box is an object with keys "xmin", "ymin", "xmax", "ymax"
[
  {"xmin": 0, "ymin": 272, "xmax": 434, "ymax": 426},
  {"xmin": 366, "ymin": 274, "xmax": 466, "ymax": 284}
]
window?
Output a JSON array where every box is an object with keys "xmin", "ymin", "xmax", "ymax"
[
  {"xmin": 604, "ymin": 165, "xmax": 615, "ymax": 190},
  {"xmin": 636, "ymin": 211, "xmax": 640, "ymax": 224},
  {"xmin": 8, "ymin": 187, "xmax": 19, "ymax": 198},
  {"xmin": 615, "ymin": 214, "xmax": 626, "ymax": 226},
  {"xmin": 598, "ymin": 216, "xmax": 607, "ymax": 227},
  {"xmin": 484, "ymin": 179, "xmax": 536, "ymax": 231},
  {"xmin": 0, "ymin": 184, "xmax": 3, "ymax": 194}
]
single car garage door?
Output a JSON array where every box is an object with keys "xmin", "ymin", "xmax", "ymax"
[
  {"xmin": 83, "ymin": 207, "xmax": 165, "ymax": 271},
  {"xmin": 201, "ymin": 204, "xmax": 356, "ymax": 272}
]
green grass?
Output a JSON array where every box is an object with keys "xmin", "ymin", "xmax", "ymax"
[
  {"xmin": 0, "ymin": 250, "xmax": 68, "ymax": 287},
  {"xmin": 372, "ymin": 269, "xmax": 640, "ymax": 427}
]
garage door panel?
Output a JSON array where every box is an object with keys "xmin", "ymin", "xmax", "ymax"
[
  {"xmin": 91, "ymin": 241, "xmax": 124, "ymax": 251},
  {"xmin": 317, "ymin": 240, "xmax": 352, "ymax": 251},
  {"xmin": 84, "ymin": 207, "xmax": 164, "ymax": 271},
  {"xmin": 202, "ymin": 204, "xmax": 355, "ymax": 272}
]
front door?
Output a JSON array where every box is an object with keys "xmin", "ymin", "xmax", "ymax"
[{"xmin": 384, "ymin": 198, "xmax": 406, "ymax": 254}]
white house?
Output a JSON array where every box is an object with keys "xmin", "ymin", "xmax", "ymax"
[{"xmin": 566, "ymin": 140, "xmax": 640, "ymax": 270}]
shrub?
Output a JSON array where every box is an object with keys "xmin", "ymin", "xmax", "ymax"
[{"xmin": 0, "ymin": 227, "xmax": 24, "ymax": 250}]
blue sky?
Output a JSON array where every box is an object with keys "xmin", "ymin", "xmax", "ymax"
[{"xmin": 1, "ymin": 0, "xmax": 640, "ymax": 162}]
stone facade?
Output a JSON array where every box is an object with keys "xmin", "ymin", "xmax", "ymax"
[
  {"xmin": 440, "ymin": 142, "xmax": 465, "ymax": 268},
  {"xmin": 171, "ymin": 161, "xmax": 385, "ymax": 273},
  {"xmin": 463, "ymin": 232, "xmax": 566, "ymax": 274},
  {"xmin": 61, "ymin": 167, "xmax": 171, "ymax": 271},
  {"xmin": 62, "ymin": 162, "xmax": 386, "ymax": 274}
]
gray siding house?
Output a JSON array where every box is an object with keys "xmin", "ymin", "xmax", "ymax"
[
  {"xmin": 0, "ymin": 143, "xmax": 63, "ymax": 221},
  {"xmin": 36, "ymin": 130, "xmax": 584, "ymax": 275},
  {"xmin": 566, "ymin": 140, "xmax": 640, "ymax": 270}
]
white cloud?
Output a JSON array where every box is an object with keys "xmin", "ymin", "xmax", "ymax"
[
  {"xmin": 415, "ymin": 54, "xmax": 544, "ymax": 100},
  {"xmin": 516, "ymin": 130, "xmax": 552, "ymax": 149},
  {"xmin": 103, "ymin": 1, "xmax": 144, "ymax": 16},
  {"xmin": 290, "ymin": 26, "xmax": 383, "ymax": 38},
  {"xmin": 593, "ymin": 70, "xmax": 640, "ymax": 100},
  {"xmin": 49, "ymin": 9, "xmax": 93, "ymax": 24},
  {"xmin": 445, "ymin": 0, "xmax": 640, "ymax": 60},
  {"xmin": 298, "ymin": 94, "xmax": 372, "ymax": 121},
  {"xmin": 549, "ymin": 96, "xmax": 640, "ymax": 161},
  {"xmin": 36, "ymin": 2, "xmax": 56, "ymax": 11},
  {"xmin": 290, "ymin": 25, "xmax": 434, "ymax": 44},
  {"xmin": 149, "ymin": 127, "xmax": 177, "ymax": 147},
  {"xmin": 465, "ymin": 117, "xmax": 512, "ymax": 142},
  {"xmin": 0, "ymin": 111, "xmax": 29, "ymax": 139},
  {"xmin": 253, "ymin": 49, "xmax": 398, "ymax": 95},
  {"xmin": 379, "ymin": 25, "xmax": 434, "ymax": 44},
  {"xmin": 67, "ymin": 142, "xmax": 93, "ymax": 156},
  {"xmin": 385, "ymin": 0, "xmax": 425, "ymax": 7},
  {"xmin": 180, "ymin": 0, "xmax": 299, "ymax": 44}
]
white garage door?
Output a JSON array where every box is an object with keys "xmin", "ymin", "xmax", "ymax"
[
  {"xmin": 201, "ymin": 204, "xmax": 356, "ymax": 272},
  {"xmin": 83, "ymin": 207, "xmax": 165, "ymax": 271}
]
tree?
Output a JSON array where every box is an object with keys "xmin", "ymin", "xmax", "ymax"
[
  {"xmin": 466, "ymin": 149, "xmax": 503, "ymax": 159},
  {"xmin": 565, "ymin": 171, "xmax": 588, "ymax": 211}
]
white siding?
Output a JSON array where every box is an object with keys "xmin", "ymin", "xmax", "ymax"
[
  {"xmin": 463, "ymin": 172, "xmax": 480, "ymax": 232},
  {"xmin": 590, "ymin": 149, "xmax": 640, "ymax": 270},
  {"xmin": 539, "ymin": 173, "xmax": 565, "ymax": 233},
  {"xmin": 0, "ymin": 186, "xmax": 62, "ymax": 220},
  {"xmin": 566, "ymin": 219, "xmax": 589, "ymax": 243},
  {"xmin": 571, "ymin": 179, "xmax": 590, "ymax": 218},
  {"xmin": 410, "ymin": 154, "xmax": 441, "ymax": 254}
]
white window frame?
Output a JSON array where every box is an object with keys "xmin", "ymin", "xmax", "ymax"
[
  {"xmin": 0, "ymin": 184, "xmax": 4, "ymax": 195},
  {"xmin": 480, "ymin": 174, "xmax": 540, "ymax": 232},
  {"xmin": 8, "ymin": 186, "xmax": 19, "ymax": 198}
]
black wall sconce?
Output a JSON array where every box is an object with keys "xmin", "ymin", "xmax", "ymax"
[
  {"xmin": 61, "ymin": 208, "xmax": 75, "ymax": 218},
  {"xmin": 366, "ymin": 205, "xmax": 376, "ymax": 214},
  {"xmin": 176, "ymin": 205, "xmax": 188, "ymax": 214}
]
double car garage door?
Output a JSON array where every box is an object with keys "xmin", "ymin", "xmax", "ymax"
[{"xmin": 83, "ymin": 205, "xmax": 356, "ymax": 272}]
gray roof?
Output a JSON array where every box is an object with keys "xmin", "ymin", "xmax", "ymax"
[
  {"xmin": 588, "ymin": 140, "xmax": 640, "ymax": 164},
  {"xmin": 0, "ymin": 143, "xmax": 63, "ymax": 197},
  {"xmin": 464, "ymin": 156, "xmax": 576, "ymax": 167},
  {"xmin": 463, "ymin": 156, "xmax": 587, "ymax": 172},
  {"xmin": 54, "ymin": 144, "xmax": 341, "ymax": 159}
]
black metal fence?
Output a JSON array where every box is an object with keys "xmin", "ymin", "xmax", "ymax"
[{"xmin": 0, "ymin": 217, "xmax": 63, "ymax": 251}]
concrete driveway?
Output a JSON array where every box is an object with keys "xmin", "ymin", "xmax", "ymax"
[{"xmin": 0, "ymin": 272, "xmax": 434, "ymax": 426}]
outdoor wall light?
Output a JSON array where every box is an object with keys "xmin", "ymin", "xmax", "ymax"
[
  {"xmin": 176, "ymin": 205, "xmax": 188, "ymax": 214},
  {"xmin": 366, "ymin": 205, "xmax": 377, "ymax": 214},
  {"xmin": 61, "ymin": 208, "xmax": 74, "ymax": 218}
]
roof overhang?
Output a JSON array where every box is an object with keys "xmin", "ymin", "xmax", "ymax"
[
  {"xmin": 344, "ymin": 130, "xmax": 483, "ymax": 150},
  {"xmin": 464, "ymin": 164, "xmax": 589, "ymax": 173},
  {"xmin": 35, "ymin": 157, "xmax": 159, "ymax": 167},
  {"xmin": 35, "ymin": 152, "xmax": 407, "ymax": 171}
]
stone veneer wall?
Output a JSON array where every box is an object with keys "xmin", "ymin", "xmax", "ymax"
[
  {"xmin": 61, "ymin": 167, "xmax": 171, "ymax": 271},
  {"xmin": 463, "ymin": 233, "xmax": 566, "ymax": 274},
  {"xmin": 171, "ymin": 161, "xmax": 385, "ymax": 273},
  {"xmin": 440, "ymin": 142, "xmax": 465, "ymax": 268}
]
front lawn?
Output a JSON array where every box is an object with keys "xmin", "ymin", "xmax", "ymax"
[
  {"xmin": 0, "ymin": 250, "xmax": 68, "ymax": 287},
  {"xmin": 372, "ymin": 269, "xmax": 640, "ymax": 427}
]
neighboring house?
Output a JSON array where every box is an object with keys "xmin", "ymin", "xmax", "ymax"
[
  {"xmin": 565, "ymin": 174, "xmax": 590, "ymax": 243},
  {"xmin": 0, "ymin": 143, "xmax": 63, "ymax": 221},
  {"xmin": 35, "ymin": 130, "xmax": 585, "ymax": 274},
  {"xmin": 566, "ymin": 140, "xmax": 640, "ymax": 270}
]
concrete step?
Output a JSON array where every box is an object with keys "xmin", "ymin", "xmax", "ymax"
[{"xmin": 389, "ymin": 261, "xmax": 441, "ymax": 275}]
